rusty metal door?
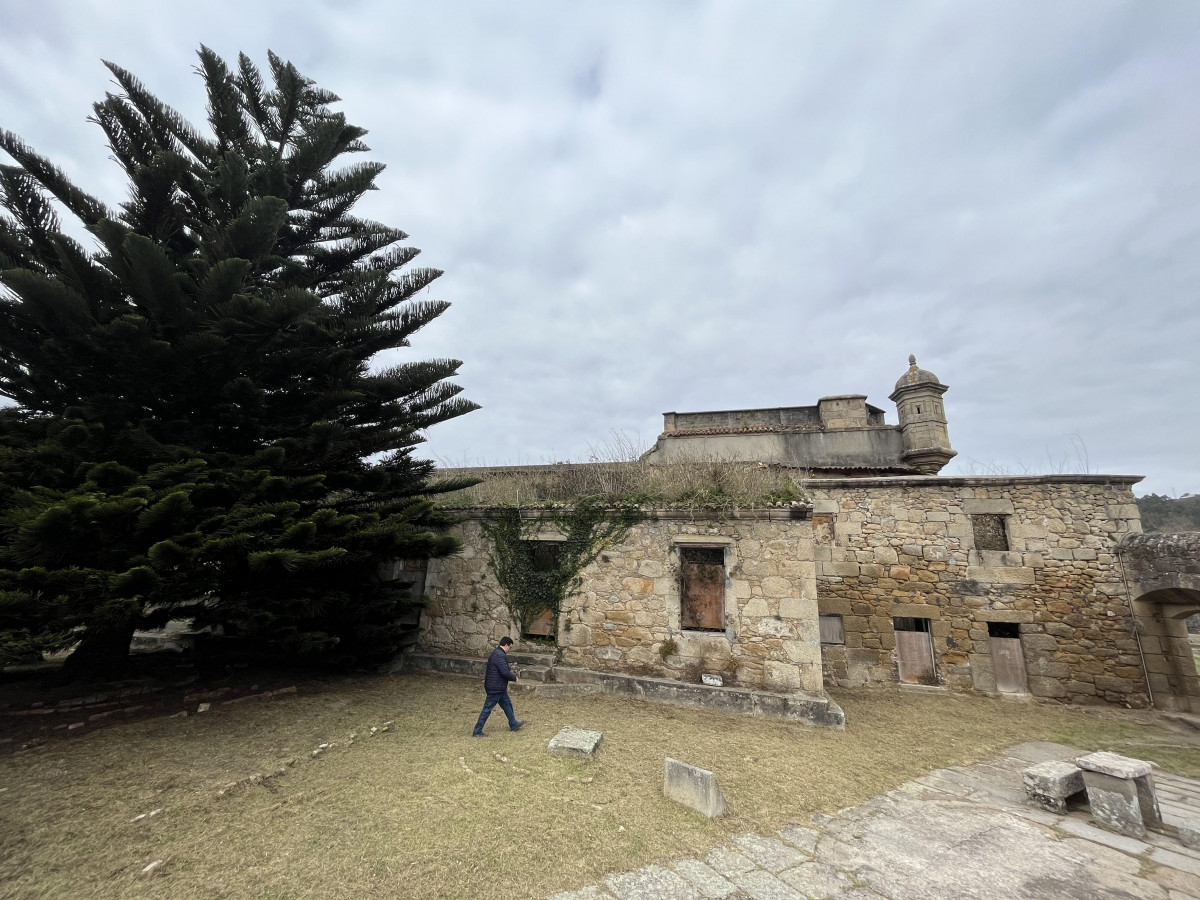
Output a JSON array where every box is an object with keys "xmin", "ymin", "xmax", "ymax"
[
  {"xmin": 680, "ymin": 547, "xmax": 725, "ymax": 631},
  {"xmin": 895, "ymin": 626, "xmax": 934, "ymax": 683},
  {"xmin": 990, "ymin": 637, "xmax": 1028, "ymax": 693}
]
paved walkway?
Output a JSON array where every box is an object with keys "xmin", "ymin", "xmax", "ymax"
[{"xmin": 549, "ymin": 742, "xmax": 1200, "ymax": 900}]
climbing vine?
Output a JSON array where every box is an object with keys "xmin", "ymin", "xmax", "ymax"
[{"xmin": 482, "ymin": 496, "xmax": 645, "ymax": 637}]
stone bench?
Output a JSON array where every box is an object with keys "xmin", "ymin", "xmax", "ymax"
[
  {"xmin": 1076, "ymin": 751, "xmax": 1162, "ymax": 838},
  {"xmin": 1022, "ymin": 760, "xmax": 1085, "ymax": 814}
]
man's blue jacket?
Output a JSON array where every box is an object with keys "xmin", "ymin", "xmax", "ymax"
[{"xmin": 484, "ymin": 646, "xmax": 517, "ymax": 694}]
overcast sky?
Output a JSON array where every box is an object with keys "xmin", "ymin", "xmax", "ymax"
[{"xmin": 2, "ymin": 1, "xmax": 1197, "ymax": 495}]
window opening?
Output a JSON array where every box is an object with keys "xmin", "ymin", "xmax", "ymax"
[
  {"xmin": 971, "ymin": 514, "xmax": 1009, "ymax": 552},
  {"xmin": 987, "ymin": 621, "xmax": 1020, "ymax": 639},
  {"xmin": 528, "ymin": 541, "xmax": 561, "ymax": 572},
  {"xmin": 893, "ymin": 616, "xmax": 931, "ymax": 633},
  {"xmin": 680, "ymin": 546, "xmax": 725, "ymax": 631},
  {"xmin": 819, "ymin": 614, "xmax": 845, "ymax": 645}
]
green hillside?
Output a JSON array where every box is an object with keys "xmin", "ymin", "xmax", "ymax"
[{"xmin": 1136, "ymin": 494, "xmax": 1200, "ymax": 533}]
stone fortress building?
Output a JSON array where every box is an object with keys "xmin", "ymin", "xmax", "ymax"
[
  {"xmin": 406, "ymin": 357, "xmax": 1200, "ymax": 722},
  {"xmin": 644, "ymin": 355, "xmax": 956, "ymax": 477}
]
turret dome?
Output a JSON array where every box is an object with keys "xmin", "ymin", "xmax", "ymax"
[{"xmin": 894, "ymin": 354, "xmax": 941, "ymax": 393}]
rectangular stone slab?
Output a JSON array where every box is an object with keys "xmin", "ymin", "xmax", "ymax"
[
  {"xmin": 664, "ymin": 757, "xmax": 728, "ymax": 818},
  {"xmin": 1082, "ymin": 770, "xmax": 1147, "ymax": 838},
  {"xmin": 1076, "ymin": 751, "xmax": 1153, "ymax": 779},
  {"xmin": 548, "ymin": 725, "xmax": 603, "ymax": 757},
  {"xmin": 1023, "ymin": 760, "xmax": 1085, "ymax": 814}
]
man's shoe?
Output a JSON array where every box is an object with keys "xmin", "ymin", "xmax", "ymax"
[
  {"xmin": 472, "ymin": 732, "xmax": 487, "ymax": 738},
  {"xmin": 510, "ymin": 721, "xmax": 525, "ymax": 732}
]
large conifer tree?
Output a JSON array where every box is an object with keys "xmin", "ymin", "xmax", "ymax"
[{"xmin": 0, "ymin": 48, "xmax": 477, "ymax": 677}]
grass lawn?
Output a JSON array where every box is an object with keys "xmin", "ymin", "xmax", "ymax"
[{"xmin": 3, "ymin": 673, "xmax": 1199, "ymax": 899}]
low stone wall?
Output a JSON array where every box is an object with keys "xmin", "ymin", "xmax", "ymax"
[
  {"xmin": 807, "ymin": 475, "xmax": 1148, "ymax": 706},
  {"xmin": 400, "ymin": 650, "xmax": 845, "ymax": 727},
  {"xmin": 419, "ymin": 508, "xmax": 822, "ymax": 693}
]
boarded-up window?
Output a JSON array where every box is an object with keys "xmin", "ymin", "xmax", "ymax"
[
  {"xmin": 680, "ymin": 546, "xmax": 725, "ymax": 631},
  {"xmin": 819, "ymin": 614, "xmax": 845, "ymax": 644},
  {"xmin": 893, "ymin": 616, "xmax": 935, "ymax": 683},
  {"xmin": 987, "ymin": 622, "xmax": 1029, "ymax": 693},
  {"xmin": 972, "ymin": 514, "xmax": 1009, "ymax": 551}
]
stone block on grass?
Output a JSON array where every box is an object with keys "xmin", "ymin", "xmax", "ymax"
[
  {"xmin": 663, "ymin": 758, "xmax": 727, "ymax": 818},
  {"xmin": 548, "ymin": 726, "xmax": 603, "ymax": 757}
]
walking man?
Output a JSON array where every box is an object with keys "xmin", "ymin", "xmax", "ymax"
[{"xmin": 472, "ymin": 636, "xmax": 525, "ymax": 736}]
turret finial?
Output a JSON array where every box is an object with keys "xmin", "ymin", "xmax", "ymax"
[{"xmin": 908, "ymin": 354, "xmax": 917, "ymax": 367}]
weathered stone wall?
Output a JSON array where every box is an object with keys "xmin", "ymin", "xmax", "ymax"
[
  {"xmin": 807, "ymin": 475, "xmax": 1148, "ymax": 706},
  {"xmin": 419, "ymin": 510, "xmax": 822, "ymax": 693},
  {"xmin": 1118, "ymin": 532, "xmax": 1200, "ymax": 713},
  {"xmin": 1120, "ymin": 532, "xmax": 1200, "ymax": 604}
]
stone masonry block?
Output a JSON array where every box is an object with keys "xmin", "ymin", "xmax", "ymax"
[
  {"xmin": 1178, "ymin": 818, "xmax": 1200, "ymax": 851},
  {"xmin": 1078, "ymin": 752, "xmax": 1163, "ymax": 836},
  {"xmin": 963, "ymin": 499, "xmax": 1016, "ymax": 515},
  {"xmin": 548, "ymin": 726, "xmax": 604, "ymax": 758},
  {"xmin": 891, "ymin": 603, "xmax": 941, "ymax": 620},
  {"xmin": 1076, "ymin": 752, "xmax": 1152, "ymax": 779},
  {"xmin": 966, "ymin": 566, "xmax": 1037, "ymax": 585},
  {"xmin": 824, "ymin": 561, "xmax": 861, "ymax": 578},
  {"xmin": 1023, "ymin": 760, "xmax": 1085, "ymax": 814},
  {"xmin": 1080, "ymin": 769, "xmax": 1147, "ymax": 838},
  {"xmin": 1106, "ymin": 504, "xmax": 1141, "ymax": 520},
  {"xmin": 664, "ymin": 758, "xmax": 728, "ymax": 818},
  {"xmin": 979, "ymin": 550, "xmax": 1024, "ymax": 568},
  {"xmin": 975, "ymin": 609, "xmax": 1035, "ymax": 624}
]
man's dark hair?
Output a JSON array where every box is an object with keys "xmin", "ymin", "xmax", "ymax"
[{"xmin": 499, "ymin": 636, "xmax": 514, "ymax": 647}]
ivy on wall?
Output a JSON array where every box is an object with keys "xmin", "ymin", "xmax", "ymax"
[{"xmin": 482, "ymin": 497, "xmax": 645, "ymax": 637}]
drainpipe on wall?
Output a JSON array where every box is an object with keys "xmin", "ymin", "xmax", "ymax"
[{"xmin": 1116, "ymin": 546, "xmax": 1154, "ymax": 709}]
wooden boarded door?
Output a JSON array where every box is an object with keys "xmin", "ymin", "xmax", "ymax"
[
  {"xmin": 680, "ymin": 547, "xmax": 725, "ymax": 631},
  {"xmin": 523, "ymin": 541, "xmax": 561, "ymax": 638},
  {"xmin": 987, "ymin": 622, "xmax": 1028, "ymax": 693},
  {"xmin": 894, "ymin": 617, "xmax": 934, "ymax": 683}
]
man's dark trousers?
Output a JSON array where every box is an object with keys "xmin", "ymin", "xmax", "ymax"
[
  {"xmin": 473, "ymin": 692, "xmax": 519, "ymax": 734},
  {"xmin": 473, "ymin": 644, "xmax": 521, "ymax": 734}
]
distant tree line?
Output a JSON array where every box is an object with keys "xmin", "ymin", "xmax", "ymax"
[{"xmin": 1136, "ymin": 494, "xmax": 1200, "ymax": 534}]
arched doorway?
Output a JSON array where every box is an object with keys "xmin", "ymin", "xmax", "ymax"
[{"xmin": 1131, "ymin": 588, "xmax": 1200, "ymax": 713}]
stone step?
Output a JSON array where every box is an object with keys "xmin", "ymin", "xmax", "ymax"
[
  {"xmin": 507, "ymin": 651, "xmax": 557, "ymax": 667},
  {"xmin": 512, "ymin": 664, "xmax": 555, "ymax": 683},
  {"xmin": 401, "ymin": 653, "xmax": 484, "ymax": 678},
  {"xmin": 536, "ymin": 683, "xmax": 602, "ymax": 699}
]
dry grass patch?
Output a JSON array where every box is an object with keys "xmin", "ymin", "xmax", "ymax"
[{"xmin": 2, "ymin": 674, "xmax": 1199, "ymax": 899}]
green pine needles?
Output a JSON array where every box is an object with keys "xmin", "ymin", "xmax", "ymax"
[
  {"xmin": 0, "ymin": 48, "xmax": 478, "ymax": 676},
  {"xmin": 482, "ymin": 498, "xmax": 645, "ymax": 638}
]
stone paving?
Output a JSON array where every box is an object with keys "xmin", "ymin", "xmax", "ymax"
[{"xmin": 548, "ymin": 742, "xmax": 1200, "ymax": 900}]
